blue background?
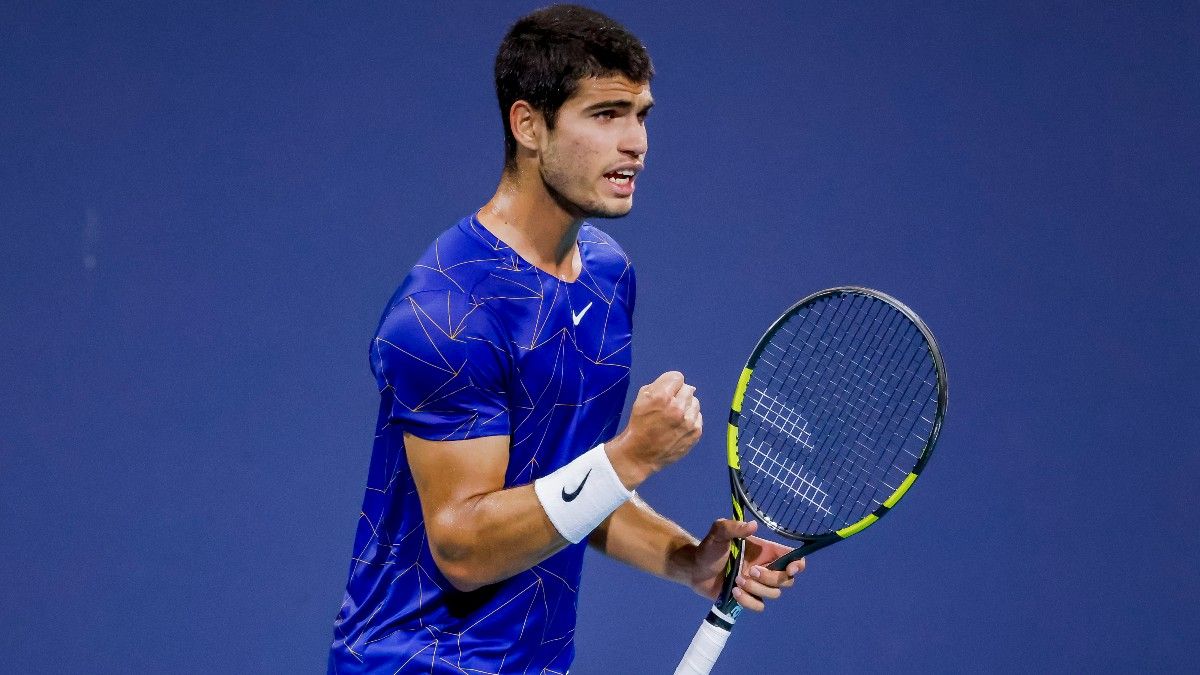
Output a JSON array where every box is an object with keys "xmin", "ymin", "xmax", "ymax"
[{"xmin": 2, "ymin": 1, "xmax": 1197, "ymax": 672}]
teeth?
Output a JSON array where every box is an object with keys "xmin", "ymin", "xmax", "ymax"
[{"xmin": 606, "ymin": 170, "xmax": 635, "ymax": 186}]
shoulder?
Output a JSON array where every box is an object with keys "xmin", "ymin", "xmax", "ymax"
[
  {"xmin": 579, "ymin": 225, "xmax": 636, "ymax": 311},
  {"xmin": 390, "ymin": 216, "xmax": 510, "ymax": 302},
  {"xmin": 375, "ymin": 217, "xmax": 517, "ymax": 351},
  {"xmin": 377, "ymin": 216, "xmax": 515, "ymax": 327},
  {"xmin": 377, "ymin": 289, "xmax": 508, "ymax": 353},
  {"xmin": 579, "ymin": 224, "xmax": 632, "ymax": 271},
  {"xmin": 372, "ymin": 288, "xmax": 514, "ymax": 406}
]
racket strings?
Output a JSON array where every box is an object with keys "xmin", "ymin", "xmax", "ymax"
[
  {"xmin": 806, "ymin": 315, "xmax": 933, "ymax": 529},
  {"xmin": 792, "ymin": 298, "xmax": 910, "ymax": 524},
  {"xmin": 749, "ymin": 295, "xmax": 886, "ymax": 526},
  {"xmin": 820, "ymin": 319, "xmax": 934, "ymax": 527},
  {"xmin": 750, "ymin": 295, "xmax": 881, "ymax": 524},
  {"xmin": 775, "ymin": 295, "xmax": 911, "ymax": 529},
  {"xmin": 738, "ymin": 292, "xmax": 939, "ymax": 536},
  {"xmin": 787, "ymin": 317, "xmax": 932, "ymax": 528}
]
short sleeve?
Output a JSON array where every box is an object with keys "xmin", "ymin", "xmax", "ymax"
[
  {"xmin": 371, "ymin": 290, "xmax": 512, "ymax": 441},
  {"xmin": 624, "ymin": 263, "xmax": 636, "ymax": 317}
]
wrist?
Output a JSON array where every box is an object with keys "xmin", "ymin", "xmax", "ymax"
[
  {"xmin": 666, "ymin": 538, "xmax": 704, "ymax": 589},
  {"xmin": 605, "ymin": 432, "xmax": 653, "ymax": 490}
]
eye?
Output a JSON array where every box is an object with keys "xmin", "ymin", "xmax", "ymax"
[{"xmin": 594, "ymin": 110, "xmax": 616, "ymax": 119}]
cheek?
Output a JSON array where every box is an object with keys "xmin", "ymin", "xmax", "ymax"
[
  {"xmin": 543, "ymin": 127, "xmax": 610, "ymax": 189},
  {"xmin": 549, "ymin": 144, "xmax": 600, "ymax": 187},
  {"xmin": 563, "ymin": 127, "xmax": 609, "ymax": 161},
  {"xmin": 561, "ymin": 136, "xmax": 600, "ymax": 168}
]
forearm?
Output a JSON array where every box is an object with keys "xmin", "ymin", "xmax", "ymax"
[
  {"xmin": 589, "ymin": 494, "xmax": 699, "ymax": 586},
  {"xmin": 428, "ymin": 483, "xmax": 567, "ymax": 591}
]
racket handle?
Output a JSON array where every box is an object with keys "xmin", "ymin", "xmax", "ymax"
[{"xmin": 674, "ymin": 608, "xmax": 735, "ymax": 675}]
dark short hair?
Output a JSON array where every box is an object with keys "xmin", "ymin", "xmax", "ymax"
[{"xmin": 495, "ymin": 4, "xmax": 654, "ymax": 167}]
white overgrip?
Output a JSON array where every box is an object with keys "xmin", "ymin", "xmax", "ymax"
[{"xmin": 673, "ymin": 614, "xmax": 732, "ymax": 675}]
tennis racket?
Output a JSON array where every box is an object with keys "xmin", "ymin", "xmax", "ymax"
[{"xmin": 674, "ymin": 286, "xmax": 948, "ymax": 674}]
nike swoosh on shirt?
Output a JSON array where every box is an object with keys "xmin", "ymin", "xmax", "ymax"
[
  {"xmin": 571, "ymin": 302, "xmax": 594, "ymax": 326},
  {"xmin": 561, "ymin": 469, "xmax": 592, "ymax": 502}
]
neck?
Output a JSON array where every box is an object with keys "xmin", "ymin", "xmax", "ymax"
[{"xmin": 477, "ymin": 167, "xmax": 583, "ymax": 280}]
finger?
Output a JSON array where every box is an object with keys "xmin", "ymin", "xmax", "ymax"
[
  {"xmin": 684, "ymin": 395, "xmax": 701, "ymax": 425},
  {"xmin": 731, "ymin": 586, "xmax": 765, "ymax": 612},
  {"xmin": 736, "ymin": 574, "xmax": 782, "ymax": 600},
  {"xmin": 654, "ymin": 371, "xmax": 685, "ymax": 396},
  {"xmin": 787, "ymin": 557, "xmax": 806, "ymax": 577},
  {"xmin": 674, "ymin": 383, "xmax": 696, "ymax": 403},
  {"xmin": 744, "ymin": 535, "xmax": 793, "ymax": 564},
  {"xmin": 746, "ymin": 564, "xmax": 794, "ymax": 589}
]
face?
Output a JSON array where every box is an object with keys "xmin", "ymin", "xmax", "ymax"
[{"xmin": 537, "ymin": 75, "xmax": 653, "ymax": 219}]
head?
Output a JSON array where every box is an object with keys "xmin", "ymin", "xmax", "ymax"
[{"xmin": 495, "ymin": 4, "xmax": 655, "ymax": 218}]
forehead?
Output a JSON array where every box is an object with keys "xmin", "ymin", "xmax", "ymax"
[{"xmin": 565, "ymin": 75, "xmax": 653, "ymax": 106}]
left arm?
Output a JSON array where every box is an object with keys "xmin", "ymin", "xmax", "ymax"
[{"xmin": 588, "ymin": 496, "xmax": 806, "ymax": 612}]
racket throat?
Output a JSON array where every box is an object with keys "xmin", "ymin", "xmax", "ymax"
[
  {"xmin": 716, "ymin": 534, "xmax": 746, "ymax": 618},
  {"xmin": 705, "ymin": 603, "xmax": 740, "ymax": 631}
]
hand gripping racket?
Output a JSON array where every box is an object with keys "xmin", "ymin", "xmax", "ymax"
[{"xmin": 674, "ymin": 287, "xmax": 948, "ymax": 674}]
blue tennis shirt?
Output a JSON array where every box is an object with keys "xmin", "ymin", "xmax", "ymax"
[{"xmin": 330, "ymin": 215, "xmax": 636, "ymax": 673}]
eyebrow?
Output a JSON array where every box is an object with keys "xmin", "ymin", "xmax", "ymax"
[{"xmin": 584, "ymin": 98, "xmax": 656, "ymax": 114}]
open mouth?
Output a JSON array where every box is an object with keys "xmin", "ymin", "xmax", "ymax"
[{"xmin": 604, "ymin": 169, "xmax": 635, "ymax": 186}]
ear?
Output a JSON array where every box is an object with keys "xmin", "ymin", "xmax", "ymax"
[{"xmin": 509, "ymin": 100, "xmax": 544, "ymax": 154}]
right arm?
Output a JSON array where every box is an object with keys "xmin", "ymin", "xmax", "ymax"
[
  {"xmin": 410, "ymin": 371, "xmax": 701, "ymax": 591},
  {"xmin": 406, "ymin": 432, "xmax": 566, "ymax": 591}
]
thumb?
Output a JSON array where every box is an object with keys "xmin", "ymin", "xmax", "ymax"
[{"xmin": 706, "ymin": 518, "xmax": 757, "ymax": 543}]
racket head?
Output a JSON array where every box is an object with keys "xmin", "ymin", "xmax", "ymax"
[{"xmin": 727, "ymin": 286, "xmax": 948, "ymax": 545}]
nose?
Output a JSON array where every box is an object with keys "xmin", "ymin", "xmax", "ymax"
[{"xmin": 620, "ymin": 118, "xmax": 648, "ymax": 159}]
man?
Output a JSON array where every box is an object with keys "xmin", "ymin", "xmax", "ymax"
[{"xmin": 329, "ymin": 6, "xmax": 804, "ymax": 672}]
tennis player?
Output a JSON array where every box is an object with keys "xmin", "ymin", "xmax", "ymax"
[{"xmin": 329, "ymin": 6, "xmax": 804, "ymax": 673}]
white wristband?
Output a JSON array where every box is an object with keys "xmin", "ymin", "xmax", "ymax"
[{"xmin": 533, "ymin": 443, "xmax": 633, "ymax": 544}]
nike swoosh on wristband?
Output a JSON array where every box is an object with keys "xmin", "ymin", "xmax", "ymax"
[
  {"xmin": 571, "ymin": 302, "xmax": 593, "ymax": 326},
  {"xmin": 561, "ymin": 469, "xmax": 592, "ymax": 502}
]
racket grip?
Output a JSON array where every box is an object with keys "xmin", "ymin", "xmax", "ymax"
[{"xmin": 674, "ymin": 609, "xmax": 735, "ymax": 675}]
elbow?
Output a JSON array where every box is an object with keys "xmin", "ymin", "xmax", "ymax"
[
  {"xmin": 443, "ymin": 572, "xmax": 488, "ymax": 594},
  {"xmin": 426, "ymin": 520, "xmax": 490, "ymax": 592},
  {"xmin": 434, "ymin": 555, "xmax": 489, "ymax": 593}
]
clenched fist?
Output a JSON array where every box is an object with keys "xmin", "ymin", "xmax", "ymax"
[{"xmin": 606, "ymin": 371, "xmax": 703, "ymax": 489}]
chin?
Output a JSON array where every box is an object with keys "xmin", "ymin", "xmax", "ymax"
[{"xmin": 587, "ymin": 198, "xmax": 634, "ymax": 219}]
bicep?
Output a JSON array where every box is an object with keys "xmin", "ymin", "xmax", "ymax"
[
  {"xmin": 407, "ymin": 432, "xmax": 569, "ymax": 590},
  {"xmin": 405, "ymin": 432, "xmax": 511, "ymax": 525}
]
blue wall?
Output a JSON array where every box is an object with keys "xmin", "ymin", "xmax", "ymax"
[{"xmin": 2, "ymin": 2, "xmax": 1196, "ymax": 672}]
